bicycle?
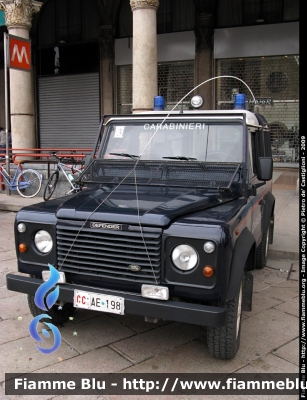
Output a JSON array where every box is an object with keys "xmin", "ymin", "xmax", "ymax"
[
  {"xmin": 43, "ymin": 152, "xmax": 83, "ymax": 201},
  {"xmin": 0, "ymin": 160, "xmax": 42, "ymax": 198}
]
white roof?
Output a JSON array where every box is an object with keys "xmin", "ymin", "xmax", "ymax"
[{"xmin": 108, "ymin": 109, "xmax": 261, "ymax": 127}]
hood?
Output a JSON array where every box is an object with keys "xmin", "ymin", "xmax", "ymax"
[{"xmin": 55, "ymin": 185, "xmax": 240, "ymax": 227}]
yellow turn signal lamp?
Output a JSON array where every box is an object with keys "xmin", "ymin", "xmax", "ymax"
[
  {"xmin": 18, "ymin": 243, "xmax": 28, "ymax": 253},
  {"xmin": 203, "ymin": 265, "xmax": 214, "ymax": 277}
]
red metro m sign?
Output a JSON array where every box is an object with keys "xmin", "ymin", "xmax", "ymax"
[{"xmin": 9, "ymin": 35, "xmax": 31, "ymax": 71}]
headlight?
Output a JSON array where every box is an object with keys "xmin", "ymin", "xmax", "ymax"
[
  {"xmin": 171, "ymin": 244, "xmax": 198, "ymax": 271},
  {"xmin": 34, "ymin": 230, "xmax": 53, "ymax": 254}
]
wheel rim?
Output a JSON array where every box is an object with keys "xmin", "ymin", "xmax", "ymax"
[
  {"xmin": 236, "ymin": 283, "xmax": 243, "ymax": 339},
  {"xmin": 17, "ymin": 170, "xmax": 41, "ymax": 198}
]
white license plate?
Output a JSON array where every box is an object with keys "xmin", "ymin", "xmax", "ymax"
[{"xmin": 74, "ymin": 290, "xmax": 125, "ymax": 315}]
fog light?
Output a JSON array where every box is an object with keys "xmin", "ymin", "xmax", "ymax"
[
  {"xmin": 18, "ymin": 243, "xmax": 28, "ymax": 253},
  {"xmin": 203, "ymin": 265, "xmax": 214, "ymax": 277},
  {"xmin": 203, "ymin": 241, "xmax": 215, "ymax": 253},
  {"xmin": 142, "ymin": 285, "xmax": 169, "ymax": 300},
  {"xmin": 42, "ymin": 270, "xmax": 66, "ymax": 284}
]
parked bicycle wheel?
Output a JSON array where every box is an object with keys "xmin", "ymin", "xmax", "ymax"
[
  {"xmin": 44, "ymin": 170, "xmax": 59, "ymax": 200},
  {"xmin": 16, "ymin": 169, "xmax": 42, "ymax": 198}
]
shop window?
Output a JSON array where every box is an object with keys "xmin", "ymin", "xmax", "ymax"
[
  {"xmin": 117, "ymin": 61, "xmax": 194, "ymax": 114},
  {"xmin": 266, "ymin": 72, "xmax": 288, "ymax": 93},
  {"xmin": 263, "ymin": 131, "xmax": 272, "ymax": 157},
  {"xmin": 216, "ymin": 56, "xmax": 299, "ymax": 163},
  {"xmin": 158, "ymin": 61, "xmax": 194, "ymax": 109}
]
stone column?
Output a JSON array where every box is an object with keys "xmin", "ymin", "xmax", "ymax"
[
  {"xmin": 194, "ymin": 13, "xmax": 214, "ymax": 110},
  {"xmin": 0, "ymin": 0, "xmax": 42, "ymax": 150},
  {"xmin": 99, "ymin": 24, "xmax": 114, "ymax": 115},
  {"xmin": 130, "ymin": 0, "xmax": 159, "ymax": 113}
]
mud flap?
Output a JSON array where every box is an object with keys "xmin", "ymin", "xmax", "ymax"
[{"xmin": 242, "ymin": 271, "xmax": 253, "ymax": 311}]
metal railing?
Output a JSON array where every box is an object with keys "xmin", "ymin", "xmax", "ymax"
[{"xmin": 0, "ymin": 147, "xmax": 92, "ymax": 193}]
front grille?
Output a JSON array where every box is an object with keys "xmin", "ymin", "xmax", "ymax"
[{"xmin": 57, "ymin": 224, "xmax": 162, "ymax": 284}]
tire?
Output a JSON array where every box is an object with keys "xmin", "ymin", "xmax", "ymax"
[
  {"xmin": 27, "ymin": 294, "xmax": 75, "ymax": 325},
  {"xmin": 43, "ymin": 171, "xmax": 59, "ymax": 201},
  {"xmin": 207, "ymin": 279, "xmax": 243, "ymax": 360},
  {"xmin": 255, "ymin": 228, "xmax": 269, "ymax": 269},
  {"xmin": 16, "ymin": 169, "xmax": 42, "ymax": 198}
]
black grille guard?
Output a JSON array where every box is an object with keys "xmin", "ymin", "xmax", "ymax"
[{"xmin": 78, "ymin": 159, "xmax": 242, "ymax": 190}]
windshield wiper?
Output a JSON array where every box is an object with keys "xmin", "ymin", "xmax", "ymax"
[
  {"xmin": 108, "ymin": 153, "xmax": 140, "ymax": 160},
  {"xmin": 162, "ymin": 156, "xmax": 197, "ymax": 161}
]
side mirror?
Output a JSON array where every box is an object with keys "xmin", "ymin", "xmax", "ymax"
[{"xmin": 257, "ymin": 157, "xmax": 273, "ymax": 181}]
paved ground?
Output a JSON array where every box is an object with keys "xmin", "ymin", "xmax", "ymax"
[{"xmin": 0, "ymin": 167, "xmax": 300, "ymax": 399}]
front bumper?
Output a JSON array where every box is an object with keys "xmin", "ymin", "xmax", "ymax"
[{"xmin": 6, "ymin": 273, "xmax": 227, "ymax": 327}]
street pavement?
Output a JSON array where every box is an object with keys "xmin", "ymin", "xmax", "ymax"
[{"xmin": 0, "ymin": 167, "xmax": 300, "ymax": 399}]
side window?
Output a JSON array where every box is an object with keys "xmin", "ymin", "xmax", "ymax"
[
  {"xmin": 248, "ymin": 132, "xmax": 256, "ymax": 178},
  {"xmin": 249, "ymin": 128, "xmax": 269, "ymax": 179},
  {"xmin": 249, "ymin": 130, "xmax": 260, "ymax": 178}
]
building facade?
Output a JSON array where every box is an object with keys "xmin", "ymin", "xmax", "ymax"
[{"xmin": 0, "ymin": 0, "xmax": 299, "ymax": 162}]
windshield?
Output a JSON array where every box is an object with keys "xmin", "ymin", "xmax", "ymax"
[{"xmin": 100, "ymin": 121, "xmax": 243, "ymax": 162}]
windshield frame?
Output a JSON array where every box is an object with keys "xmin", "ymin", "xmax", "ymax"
[{"xmin": 98, "ymin": 116, "xmax": 246, "ymax": 164}]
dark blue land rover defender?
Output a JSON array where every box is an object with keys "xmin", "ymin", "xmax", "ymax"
[{"xmin": 6, "ymin": 94, "xmax": 275, "ymax": 359}]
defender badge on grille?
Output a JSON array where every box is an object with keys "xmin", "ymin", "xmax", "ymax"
[
  {"xmin": 128, "ymin": 265, "xmax": 142, "ymax": 272},
  {"xmin": 90, "ymin": 222, "xmax": 122, "ymax": 230}
]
